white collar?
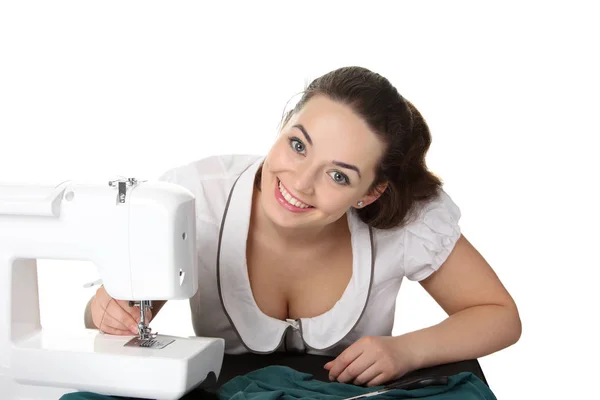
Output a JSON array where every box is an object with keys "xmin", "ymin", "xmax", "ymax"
[{"xmin": 217, "ymin": 157, "xmax": 374, "ymax": 353}]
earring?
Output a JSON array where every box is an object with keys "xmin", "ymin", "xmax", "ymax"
[{"xmin": 357, "ymin": 201, "xmax": 364, "ymax": 207}]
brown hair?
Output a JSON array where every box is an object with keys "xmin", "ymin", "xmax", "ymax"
[{"xmin": 257, "ymin": 66, "xmax": 443, "ymax": 230}]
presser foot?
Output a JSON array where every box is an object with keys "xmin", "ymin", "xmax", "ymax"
[
  {"xmin": 123, "ymin": 299, "xmax": 174, "ymax": 349},
  {"xmin": 137, "ymin": 321, "xmax": 155, "ymax": 340}
]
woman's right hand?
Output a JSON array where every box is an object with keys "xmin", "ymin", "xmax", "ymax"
[{"xmin": 91, "ymin": 286, "xmax": 151, "ymax": 335}]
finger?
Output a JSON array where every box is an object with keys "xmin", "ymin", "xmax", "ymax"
[
  {"xmin": 116, "ymin": 300, "xmax": 154, "ymax": 325},
  {"xmin": 336, "ymin": 354, "xmax": 376, "ymax": 384},
  {"xmin": 98, "ymin": 324, "xmax": 134, "ymax": 336},
  {"xmin": 324, "ymin": 361, "xmax": 333, "ymax": 370},
  {"xmin": 106, "ymin": 299, "xmax": 140, "ymax": 333},
  {"xmin": 96, "ymin": 286, "xmax": 142, "ymax": 324},
  {"xmin": 92, "ymin": 297, "xmax": 127, "ymax": 333},
  {"xmin": 94, "ymin": 297, "xmax": 138, "ymax": 333},
  {"xmin": 121, "ymin": 301, "xmax": 146, "ymax": 322},
  {"xmin": 352, "ymin": 362, "xmax": 381, "ymax": 386},
  {"xmin": 366, "ymin": 373, "xmax": 388, "ymax": 387},
  {"xmin": 96, "ymin": 306, "xmax": 137, "ymax": 334},
  {"xmin": 328, "ymin": 345, "xmax": 364, "ymax": 382}
]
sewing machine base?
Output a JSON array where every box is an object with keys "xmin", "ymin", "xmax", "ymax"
[{"xmin": 1, "ymin": 329, "xmax": 225, "ymax": 400}]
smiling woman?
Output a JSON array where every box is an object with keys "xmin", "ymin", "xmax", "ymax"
[
  {"xmin": 84, "ymin": 66, "xmax": 521, "ymax": 388},
  {"xmin": 256, "ymin": 94, "xmax": 389, "ymax": 233}
]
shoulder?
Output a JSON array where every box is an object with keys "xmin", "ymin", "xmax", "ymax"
[
  {"xmin": 373, "ymin": 188, "xmax": 462, "ymax": 281},
  {"xmin": 158, "ymin": 153, "xmax": 263, "ymax": 223},
  {"xmin": 158, "ymin": 154, "xmax": 262, "ymax": 186},
  {"xmin": 407, "ymin": 189, "xmax": 461, "ymax": 233}
]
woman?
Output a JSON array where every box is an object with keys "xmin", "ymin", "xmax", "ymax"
[{"xmin": 85, "ymin": 66, "xmax": 521, "ymax": 387}]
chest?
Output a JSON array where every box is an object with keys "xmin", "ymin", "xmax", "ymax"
[{"xmin": 246, "ymin": 236, "xmax": 353, "ymax": 321}]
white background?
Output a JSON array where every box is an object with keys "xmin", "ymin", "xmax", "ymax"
[{"xmin": 1, "ymin": 1, "xmax": 598, "ymax": 398}]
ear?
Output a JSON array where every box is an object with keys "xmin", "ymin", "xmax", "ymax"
[{"xmin": 355, "ymin": 182, "xmax": 388, "ymax": 209}]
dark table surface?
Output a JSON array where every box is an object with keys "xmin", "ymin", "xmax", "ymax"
[{"xmin": 189, "ymin": 352, "xmax": 487, "ymax": 397}]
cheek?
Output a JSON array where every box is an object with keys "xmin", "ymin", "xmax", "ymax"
[
  {"xmin": 265, "ymin": 141, "xmax": 293, "ymax": 171},
  {"xmin": 314, "ymin": 184, "xmax": 355, "ymax": 213}
]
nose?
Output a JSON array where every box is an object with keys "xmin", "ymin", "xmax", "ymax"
[{"xmin": 291, "ymin": 164, "xmax": 317, "ymax": 195}]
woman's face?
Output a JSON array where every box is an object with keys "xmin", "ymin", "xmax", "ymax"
[{"xmin": 260, "ymin": 94, "xmax": 387, "ymax": 230}]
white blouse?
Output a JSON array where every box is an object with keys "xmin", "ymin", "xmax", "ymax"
[{"xmin": 159, "ymin": 154, "xmax": 461, "ymax": 356}]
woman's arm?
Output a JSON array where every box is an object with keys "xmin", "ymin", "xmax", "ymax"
[
  {"xmin": 403, "ymin": 234, "xmax": 521, "ymax": 369},
  {"xmin": 325, "ymin": 234, "xmax": 521, "ymax": 385}
]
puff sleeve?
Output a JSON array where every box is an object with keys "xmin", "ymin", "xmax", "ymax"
[{"xmin": 402, "ymin": 190, "xmax": 462, "ymax": 281}]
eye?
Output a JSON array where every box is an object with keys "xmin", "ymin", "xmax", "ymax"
[
  {"xmin": 328, "ymin": 171, "xmax": 350, "ymax": 186},
  {"xmin": 289, "ymin": 137, "xmax": 306, "ymax": 154}
]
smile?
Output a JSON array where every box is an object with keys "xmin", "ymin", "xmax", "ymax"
[{"xmin": 276, "ymin": 179, "xmax": 314, "ymax": 211}]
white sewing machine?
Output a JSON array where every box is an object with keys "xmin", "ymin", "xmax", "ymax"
[{"xmin": 0, "ymin": 177, "xmax": 225, "ymax": 400}]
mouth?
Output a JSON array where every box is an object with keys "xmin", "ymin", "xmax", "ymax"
[{"xmin": 276, "ymin": 178, "xmax": 314, "ymax": 210}]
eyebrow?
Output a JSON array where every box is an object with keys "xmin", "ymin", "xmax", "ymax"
[
  {"xmin": 293, "ymin": 124, "xmax": 312, "ymax": 146},
  {"xmin": 292, "ymin": 124, "xmax": 361, "ymax": 178},
  {"xmin": 333, "ymin": 161, "xmax": 361, "ymax": 178}
]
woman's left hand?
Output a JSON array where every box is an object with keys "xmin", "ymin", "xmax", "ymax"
[{"xmin": 323, "ymin": 336, "xmax": 418, "ymax": 387}]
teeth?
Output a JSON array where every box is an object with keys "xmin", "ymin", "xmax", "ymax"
[{"xmin": 278, "ymin": 180, "xmax": 311, "ymax": 209}]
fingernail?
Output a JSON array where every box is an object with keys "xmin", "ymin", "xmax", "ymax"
[{"xmin": 130, "ymin": 325, "xmax": 138, "ymax": 333}]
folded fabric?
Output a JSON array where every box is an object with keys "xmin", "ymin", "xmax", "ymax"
[
  {"xmin": 217, "ymin": 365, "xmax": 496, "ymax": 400},
  {"xmin": 59, "ymin": 365, "xmax": 496, "ymax": 400}
]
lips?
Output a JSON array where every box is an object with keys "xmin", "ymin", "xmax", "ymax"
[{"xmin": 275, "ymin": 178, "xmax": 315, "ymax": 213}]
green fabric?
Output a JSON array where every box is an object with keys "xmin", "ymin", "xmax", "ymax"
[
  {"xmin": 59, "ymin": 365, "xmax": 496, "ymax": 400},
  {"xmin": 218, "ymin": 366, "xmax": 496, "ymax": 400}
]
